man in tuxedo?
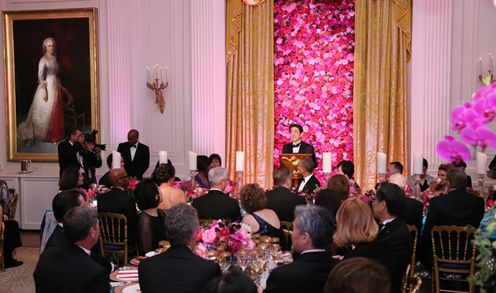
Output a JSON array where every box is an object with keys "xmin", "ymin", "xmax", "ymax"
[
  {"xmin": 117, "ymin": 129, "xmax": 150, "ymax": 180},
  {"xmin": 389, "ymin": 174, "xmax": 423, "ymax": 232},
  {"xmin": 97, "ymin": 168, "xmax": 139, "ymax": 242},
  {"xmin": 192, "ymin": 167, "xmax": 241, "ymax": 222},
  {"xmin": 98, "ymin": 154, "xmax": 114, "ymax": 188},
  {"xmin": 265, "ymin": 205, "xmax": 338, "ymax": 293},
  {"xmin": 57, "ymin": 128, "xmax": 84, "ymax": 176},
  {"xmin": 139, "ymin": 203, "xmax": 221, "ymax": 293},
  {"xmin": 34, "ymin": 206, "xmax": 110, "ymax": 293},
  {"xmin": 297, "ymin": 158, "xmax": 321, "ymax": 195},
  {"xmin": 266, "ymin": 167, "xmax": 306, "ymax": 222},
  {"xmin": 387, "ymin": 161, "xmax": 404, "ymax": 177},
  {"xmin": 282, "ymin": 123, "xmax": 316, "ymax": 164},
  {"xmin": 372, "ymin": 183, "xmax": 412, "ymax": 293},
  {"xmin": 421, "ymin": 169, "xmax": 484, "ymax": 270}
]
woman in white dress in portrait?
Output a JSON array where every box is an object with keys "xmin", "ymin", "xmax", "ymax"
[{"xmin": 18, "ymin": 37, "xmax": 65, "ymax": 146}]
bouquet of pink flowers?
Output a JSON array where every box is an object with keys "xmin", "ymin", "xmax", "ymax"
[
  {"xmin": 195, "ymin": 220, "xmax": 255, "ymax": 258},
  {"xmin": 172, "ymin": 180, "xmax": 208, "ymax": 201}
]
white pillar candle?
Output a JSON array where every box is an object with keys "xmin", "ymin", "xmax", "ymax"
[
  {"xmin": 112, "ymin": 151, "xmax": 121, "ymax": 169},
  {"xmin": 477, "ymin": 152, "xmax": 488, "ymax": 174},
  {"xmin": 159, "ymin": 151, "xmax": 168, "ymax": 164},
  {"xmin": 188, "ymin": 151, "xmax": 197, "ymax": 171},
  {"xmin": 236, "ymin": 151, "xmax": 245, "ymax": 172},
  {"xmin": 413, "ymin": 153, "xmax": 423, "ymax": 175},
  {"xmin": 377, "ymin": 152, "xmax": 387, "ymax": 174},
  {"xmin": 322, "ymin": 152, "xmax": 332, "ymax": 173}
]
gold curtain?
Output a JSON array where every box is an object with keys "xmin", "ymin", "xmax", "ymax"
[
  {"xmin": 226, "ymin": 0, "xmax": 274, "ymax": 188},
  {"xmin": 353, "ymin": 0, "xmax": 412, "ymax": 190}
]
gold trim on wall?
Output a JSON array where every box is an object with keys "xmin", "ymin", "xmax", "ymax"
[{"xmin": 3, "ymin": 8, "xmax": 99, "ymax": 162}]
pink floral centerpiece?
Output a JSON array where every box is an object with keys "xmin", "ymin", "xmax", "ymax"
[{"xmin": 195, "ymin": 220, "xmax": 255, "ymax": 258}]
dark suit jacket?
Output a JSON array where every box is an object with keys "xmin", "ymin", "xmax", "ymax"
[
  {"xmin": 34, "ymin": 241, "xmax": 110, "ymax": 293},
  {"xmin": 97, "ymin": 187, "xmax": 139, "ymax": 240},
  {"xmin": 57, "ymin": 139, "xmax": 82, "ymax": 175},
  {"xmin": 266, "ymin": 186, "xmax": 306, "ymax": 222},
  {"xmin": 344, "ymin": 241, "xmax": 391, "ymax": 268},
  {"xmin": 282, "ymin": 141, "xmax": 317, "ymax": 165},
  {"xmin": 98, "ymin": 171, "xmax": 111, "ymax": 188},
  {"xmin": 421, "ymin": 188, "xmax": 484, "ymax": 270},
  {"xmin": 377, "ymin": 218, "xmax": 412, "ymax": 293},
  {"xmin": 191, "ymin": 190, "xmax": 241, "ymax": 222},
  {"xmin": 138, "ymin": 245, "xmax": 220, "ymax": 293},
  {"xmin": 45, "ymin": 225, "xmax": 112, "ymax": 272},
  {"xmin": 264, "ymin": 251, "xmax": 338, "ymax": 293},
  {"xmin": 117, "ymin": 142, "xmax": 150, "ymax": 180},
  {"xmin": 400, "ymin": 197, "xmax": 423, "ymax": 232},
  {"xmin": 297, "ymin": 174, "xmax": 321, "ymax": 195}
]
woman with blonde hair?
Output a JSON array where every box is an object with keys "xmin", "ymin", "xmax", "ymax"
[{"xmin": 333, "ymin": 198, "xmax": 389, "ymax": 266}]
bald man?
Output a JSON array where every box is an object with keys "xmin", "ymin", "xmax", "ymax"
[
  {"xmin": 97, "ymin": 168, "xmax": 138, "ymax": 243},
  {"xmin": 117, "ymin": 129, "xmax": 150, "ymax": 180}
]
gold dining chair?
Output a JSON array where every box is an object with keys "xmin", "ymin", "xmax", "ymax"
[
  {"xmin": 98, "ymin": 213, "xmax": 129, "ymax": 266},
  {"xmin": 0, "ymin": 222, "xmax": 5, "ymax": 271},
  {"xmin": 8, "ymin": 189, "xmax": 18, "ymax": 220}
]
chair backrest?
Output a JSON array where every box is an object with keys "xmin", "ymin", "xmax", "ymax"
[
  {"xmin": 431, "ymin": 225, "xmax": 476, "ymax": 270},
  {"xmin": 406, "ymin": 225, "xmax": 419, "ymax": 271},
  {"xmin": 8, "ymin": 189, "xmax": 18, "ymax": 220},
  {"xmin": 98, "ymin": 212, "xmax": 128, "ymax": 245},
  {"xmin": 0, "ymin": 222, "xmax": 4, "ymax": 270}
]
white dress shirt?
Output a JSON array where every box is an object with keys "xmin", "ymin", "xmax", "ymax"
[
  {"xmin": 298, "ymin": 174, "xmax": 313, "ymax": 192},
  {"xmin": 130, "ymin": 143, "xmax": 138, "ymax": 161}
]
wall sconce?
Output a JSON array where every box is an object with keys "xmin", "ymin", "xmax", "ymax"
[
  {"xmin": 146, "ymin": 64, "xmax": 169, "ymax": 113},
  {"xmin": 478, "ymin": 54, "xmax": 495, "ymax": 86}
]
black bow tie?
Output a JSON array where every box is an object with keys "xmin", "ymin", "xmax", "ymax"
[
  {"xmin": 378, "ymin": 223, "xmax": 385, "ymax": 230},
  {"xmin": 131, "ymin": 145, "xmax": 137, "ymax": 148},
  {"xmin": 293, "ymin": 143, "xmax": 301, "ymax": 147}
]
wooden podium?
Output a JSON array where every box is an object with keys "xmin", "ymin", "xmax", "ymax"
[{"xmin": 280, "ymin": 153, "xmax": 312, "ymax": 189}]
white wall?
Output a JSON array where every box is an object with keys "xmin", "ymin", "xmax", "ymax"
[
  {"xmin": 0, "ymin": 0, "xmax": 227, "ymax": 179},
  {"xmin": 410, "ymin": 0, "xmax": 496, "ymax": 180}
]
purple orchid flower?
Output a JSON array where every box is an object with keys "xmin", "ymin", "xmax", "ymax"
[{"xmin": 436, "ymin": 136, "xmax": 472, "ymax": 163}]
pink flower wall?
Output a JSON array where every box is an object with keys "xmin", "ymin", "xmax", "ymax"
[{"xmin": 273, "ymin": 0, "xmax": 355, "ymax": 180}]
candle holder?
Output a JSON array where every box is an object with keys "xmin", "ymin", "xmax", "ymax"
[
  {"xmin": 377, "ymin": 173, "xmax": 386, "ymax": 184},
  {"xmin": 478, "ymin": 173, "xmax": 486, "ymax": 198},
  {"xmin": 147, "ymin": 78, "xmax": 169, "ymax": 113},
  {"xmin": 189, "ymin": 170, "xmax": 198, "ymax": 186},
  {"xmin": 236, "ymin": 171, "xmax": 244, "ymax": 190},
  {"xmin": 478, "ymin": 54, "xmax": 495, "ymax": 86},
  {"xmin": 413, "ymin": 174, "xmax": 422, "ymax": 200}
]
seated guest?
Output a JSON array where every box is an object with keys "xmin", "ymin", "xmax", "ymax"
[
  {"xmin": 135, "ymin": 180, "xmax": 167, "ymax": 256},
  {"xmin": 333, "ymin": 198, "xmax": 388, "ymax": 267},
  {"xmin": 240, "ymin": 183, "xmax": 287, "ymax": 249},
  {"xmin": 315, "ymin": 174, "xmax": 349, "ymax": 218},
  {"xmin": 209, "ymin": 153, "xmax": 222, "ymax": 169},
  {"xmin": 325, "ymin": 257, "xmax": 391, "ymax": 293},
  {"xmin": 422, "ymin": 169, "xmax": 485, "ymax": 271},
  {"xmin": 264, "ymin": 205, "xmax": 338, "ymax": 293},
  {"xmin": 387, "ymin": 161, "xmax": 404, "ymax": 177},
  {"xmin": 139, "ymin": 203, "xmax": 221, "ymax": 292},
  {"xmin": 389, "ymin": 174, "xmax": 423, "ymax": 232},
  {"xmin": 0, "ymin": 196, "xmax": 23, "ymax": 268},
  {"xmin": 266, "ymin": 167, "xmax": 306, "ymax": 222},
  {"xmin": 406, "ymin": 158, "xmax": 434, "ymax": 192},
  {"xmin": 336, "ymin": 160, "xmax": 362, "ymax": 195},
  {"xmin": 372, "ymin": 183, "xmax": 412, "ymax": 293},
  {"xmin": 97, "ymin": 168, "xmax": 139, "ymax": 243},
  {"xmin": 202, "ymin": 266, "xmax": 257, "ymax": 293},
  {"xmin": 98, "ymin": 154, "xmax": 114, "ymax": 188},
  {"xmin": 34, "ymin": 207, "xmax": 110, "ymax": 293},
  {"xmin": 452, "ymin": 160, "xmax": 472, "ymax": 188},
  {"xmin": 153, "ymin": 163, "xmax": 186, "ymax": 210},
  {"xmin": 195, "ymin": 155, "xmax": 210, "ymax": 188},
  {"xmin": 192, "ymin": 167, "xmax": 241, "ymax": 222},
  {"xmin": 429, "ymin": 163, "xmax": 453, "ymax": 195},
  {"xmin": 59, "ymin": 166, "xmax": 84, "ymax": 191},
  {"xmin": 297, "ymin": 157, "xmax": 320, "ymax": 195}
]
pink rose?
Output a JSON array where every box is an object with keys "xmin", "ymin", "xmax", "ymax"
[{"xmin": 201, "ymin": 228, "xmax": 217, "ymax": 244}]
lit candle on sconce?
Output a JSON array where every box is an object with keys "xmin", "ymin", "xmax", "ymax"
[
  {"xmin": 165, "ymin": 66, "xmax": 168, "ymax": 83},
  {"xmin": 490, "ymin": 53, "xmax": 494, "ymax": 73},
  {"xmin": 146, "ymin": 63, "xmax": 169, "ymax": 113},
  {"xmin": 146, "ymin": 67, "xmax": 151, "ymax": 83},
  {"xmin": 478, "ymin": 57, "xmax": 482, "ymax": 76}
]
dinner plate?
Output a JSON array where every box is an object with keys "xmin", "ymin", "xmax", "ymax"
[
  {"xmin": 115, "ymin": 283, "xmax": 141, "ymax": 293},
  {"xmin": 110, "ymin": 269, "xmax": 139, "ymax": 282}
]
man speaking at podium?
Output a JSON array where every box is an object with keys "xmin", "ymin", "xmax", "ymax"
[{"xmin": 282, "ymin": 124, "xmax": 316, "ymax": 165}]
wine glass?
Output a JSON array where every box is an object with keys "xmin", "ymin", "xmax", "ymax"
[{"xmin": 237, "ymin": 250, "xmax": 250, "ymax": 272}]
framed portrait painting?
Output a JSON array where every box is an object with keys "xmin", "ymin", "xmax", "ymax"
[{"xmin": 3, "ymin": 8, "xmax": 99, "ymax": 161}]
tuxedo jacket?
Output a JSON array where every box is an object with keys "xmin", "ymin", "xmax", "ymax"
[
  {"xmin": 282, "ymin": 141, "xmax": 317, "ymax": 165},
  {"xmin": 297, "ymin": 174, "xmax": 321, "ymax": 195},
  {"xmin": 264, "ymin": 251, "xmax": 338, "ymax": 293},
  {"xmin": 400, "ymin": 197, "xmax": 424, "ymax": 232},
  {"xmin": 117, "ymin": 142, "xmax": 150, "ymax": 180},
  {"xmin": 191, "ymin": 190, "xmax": 241, "ymax": 222},
  {"xmin": 377, "ymin": 218, "xmax": 412, "ymax": 293},
  {"xmin": 57, "ymin": 139, "xmax": 82, "ymax": 175},
  {"xmin": 97, "ymin": 187, "xmax": 139, "ymax": 239},
  {"xmin": 266, "ymin": 186, "xmax": 306, "ymax": 222},
  {"xmin": 34, "ymin": 240, "xmax": 110, "ymax": 293},
  {"xmin": 98, "ymin": 171, "xmax": 111, "ymax": 188},
  {"xmin": 138, "ymin": 245, "xmax": 221, "ymax": 293}
]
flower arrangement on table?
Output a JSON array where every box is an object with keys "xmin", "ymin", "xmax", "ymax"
[
  {"xmin": 172, "ymin": 180, "xmax": 239, "ymax": 202},
  {"xmin": 469, "ymin": 208, "xmax": 496, "ymax": 291},
  {"xmin": 195, "ymin": 220, "xmax": 255, "ymax": 258}
]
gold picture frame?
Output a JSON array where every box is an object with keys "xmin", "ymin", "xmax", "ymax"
[{"xmin": 3, "ymin": 8, "xmax": 99, "ymax": 161}]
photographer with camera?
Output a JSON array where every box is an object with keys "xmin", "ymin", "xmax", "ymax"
[{"xmin": 80, "ymin": 130, "xmax": 106, "ymax": 189}]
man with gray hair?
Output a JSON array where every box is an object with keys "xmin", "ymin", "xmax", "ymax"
[
  {"xmin": 266, "ymin": 167, "xmax": 306, "ymax": 222},
  {"xmin": 34, "ymin": 206, "xmax": 109, "ymax": 293},
  {"xmin": 265, "ymin": 205, "xmax": 337, "ymax": 293},
  {"xmin": 297, "ymin": 157, "xmax": 321, "ymax": 195},
  {"xmin": 421, "ymin": 168, "xmax": 484, "ymax": 270},
  {"xmin": 192, "ymin": 167, "xmax": 241, "ymax": 222},
  {"xmin": 139, "ymin": 203, "xmax": 220, "ymax": 292}
]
